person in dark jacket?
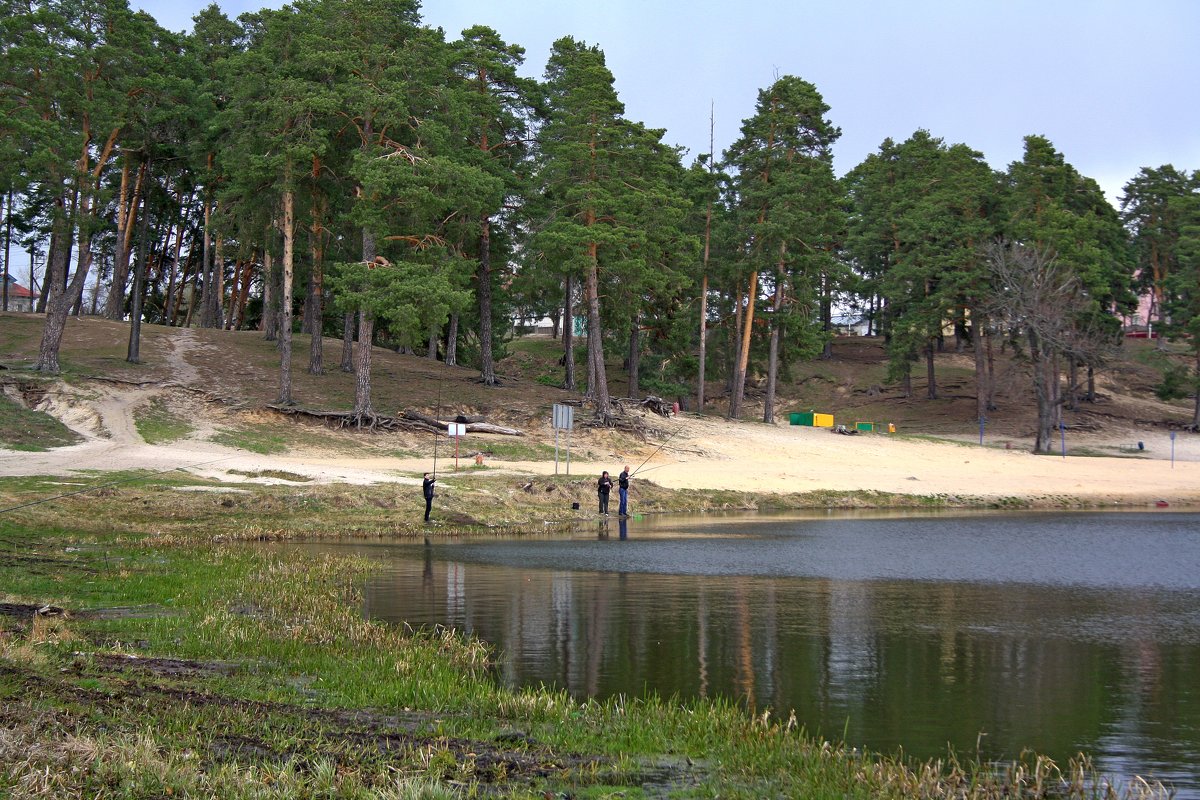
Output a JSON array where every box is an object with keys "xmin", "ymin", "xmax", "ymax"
[
  {"xmin": 597, "ymin": 470, "xmax": 613, "ymax": 516},
  {"xmin": 617, "ymin": 464, "xmax": 630, "ymax": 516},
  {"xmin": 422, "ymin": 472, "xmax": 436, "ymax": 522}
]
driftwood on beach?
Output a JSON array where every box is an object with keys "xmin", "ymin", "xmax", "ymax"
[
  {"xmin": 399, "ymin": 409, "xmax": 524, "ymax": 436},
  {"xmin": 267, "ymin": 405, "xmax": 524, "ymax": 436}
]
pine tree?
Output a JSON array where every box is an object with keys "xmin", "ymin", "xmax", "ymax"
[
  {"xmin": 722, "ymin": 76, "xmax": 841, "ymax": 421},
  {"xmin": 448, "ymin": 25, "xmax": 539, "ymax": 386},
  {"xmin": 1121, "ymin": 165, "xmax": 1194, "ymax": 340},
  {"xmin": 4, "ymin": 0, "xmax": 159, "ymax": 373},
  {"xmin": 996, "ymin": 136, "xmax": 1133, "ymax": 451},
  {"xmin": 532, "ymin": 38, "xmax": 633, "ymax": 425}
]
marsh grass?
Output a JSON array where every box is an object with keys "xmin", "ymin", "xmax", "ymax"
[{"xmin": 0, "ymin": 477, "xmax": 1177, "ymax": 798}]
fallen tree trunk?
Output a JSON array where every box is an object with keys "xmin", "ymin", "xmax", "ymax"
[
  {"xmin": 401, "ymin": 409, "xmax": 524, "ymax": 436},
  {"xmin": 266, "ymin": 405, "xmax": 525, "ymax": 436}
]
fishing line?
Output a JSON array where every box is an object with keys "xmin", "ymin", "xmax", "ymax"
[
  {"xmin": 630, "ymin": 462, "xmax": 674, "ymax": 476},
  {"xmin": 0, "ymin": 454, "xmax": 246, "ymax": 516},
  {"xmin": 630, "ymin": 427, "xmax": 684, "ymax": 478}
]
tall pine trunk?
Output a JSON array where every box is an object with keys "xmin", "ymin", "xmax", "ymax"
[
  {"xmin": 729, "ymin": 270, "xmax": 758, "ymax": 419},
  {"xmin": 584, "ymin": 243, "xmax": 611, "ymax": 424},
  {"xmin": 353, "ymin": 224, "xmax": 376, "ymax": 416},
  {"xmin": 307, "ymin": 192, "xmax": 325, "ymax": 374},
  {"xmin": 763, "ymin": 263, "xmax": 784, "ymax": 424},
  {"xmin": 277, "ymin": 188, "xmax": 295, "ymax": 405},
  {"xmin": 478, "ymin": 215, "xmax": 496, "ymax": 384},
  {"xmin": 35, "ymin": 194, "xmax": 89, "ymax": 373},
  {"xmin": 126, "ymin": 159, "xmax": 152, "ymax": 362},
  {"xmin": 341, "ymin": 311, "xmax": 355, "ymax": 373},
  {"xmin": 445, "ymin": 313, "xmax": 458, "ymax": 366},
  {"xmin": 563, "ymin": 274, "xmax": 575, "ymax": 391},
  {"xmin": 925, "ymin": 341, "xmax": 938, "ymax": 400},
  {"xmin": 1028, "ymin": 329, "xmax": 1055, "ymax": 453},
  {"xmin": 697, "ymin": 109, "xmax": 713, "ymax": 413},
  {"xmin": 104, "ymin": 158, "xmax": 144, "ymax": 320},
  {"xmin": 973, "ymin": 312, "xmax": 989, "ymax": 422},
  {"xmin": 627, "ymin": 319, "xmax": 639, "ymax": 398},
  {"xmin": 354, "ymin": 309, "xmax": 374, "ymax": 417},
  {"xmin": 2, "ymin": 189, "xmax": 10, "ymax": 312},
  {"xmin": 697, "ymin": 272, "xmax": 708, "ymax": 412},
  {"xmin": 261, "ymin": 249, "xmax": 278, "ymax": 340},
  {"xmin": 199, "ymin": 190, "xmax": 215, "ymax": 327}
]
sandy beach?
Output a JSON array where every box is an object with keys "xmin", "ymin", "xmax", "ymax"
[{"xmin": 4, "ymin": 379, "xmax": 1197, "ymax": 507}]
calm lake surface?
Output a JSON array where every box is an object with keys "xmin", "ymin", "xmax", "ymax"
[{"xmin": 297, "ymin": 510, "xmax": 1200, "ymax": 796}]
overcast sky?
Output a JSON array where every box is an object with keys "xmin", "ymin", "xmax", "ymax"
[{"xmin": 139, "ymin": 0, "xmax": 1200, "ymax": 205}]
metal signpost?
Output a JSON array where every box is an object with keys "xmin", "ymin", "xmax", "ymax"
[
  {"xmin": 552, "ymin": 403, "xmax": 574, "ymax": 475},
  {"xmin": 447, "ymin": 423, "xmax": 466, "ymax": 471}
]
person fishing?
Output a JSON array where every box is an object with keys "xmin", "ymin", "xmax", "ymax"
[
  {"xmin": 597, "ymin": 470, "xmax": 613, "ymax": 516},
  {"xmin": 617, "ymin": 464, "xmax": 631, "ymax": 517},
  {"xmin": 422, "ymin": 472, "xmax": 436, "ymax": 522}
]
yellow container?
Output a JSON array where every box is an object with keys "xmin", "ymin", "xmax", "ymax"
[{"xmin": 813, "ymin": 413, "xmax": 834, "ymax": 427}]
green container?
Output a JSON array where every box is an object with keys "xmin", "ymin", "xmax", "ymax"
[
  {"xmin": 790, "ymin": 412, "xmax": 814, "ymax": 426},
  {"xmin": 855, "ymin": 421, "xmax": 874, "ymax": 432}
]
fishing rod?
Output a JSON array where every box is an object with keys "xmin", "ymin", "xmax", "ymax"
[
  {"xmin": 431, "ymin": 380, "xmax": 442, "ymax": 478},
  {"xmin": 0, "ymin": 454, "xmax": 246, "ymax": 516},
  {"xmin": 629, "ymin": 461, "xmax": 674, "ymax": 477},
  {"xmin": 630, "ymin": 426, "xmax": 683, "ymax": 478}
]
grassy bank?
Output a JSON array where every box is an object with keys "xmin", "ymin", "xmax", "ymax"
[{"xmin": 0, "ymin": 477, "xmax": 1172, "ymax": 798}]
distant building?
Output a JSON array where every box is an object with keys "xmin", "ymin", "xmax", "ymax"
[
  {"xmin": 831, "ymin": 312, "xmax": 869, "ymax": 336},
  {"xmin": 2, "ymin": 276, "xmax": 35, "ymax": 313}
]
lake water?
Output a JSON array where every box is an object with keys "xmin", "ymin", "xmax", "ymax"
[{"xmin": 297, "ymin": 510, "xmax": 1200, "ymax": 796}]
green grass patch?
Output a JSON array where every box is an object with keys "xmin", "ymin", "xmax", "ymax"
[
  {"xmin": 476, "ymin": 438, "xmax": 559, "ymax": 461},
  {"xmin": 133, "ymin": 398, "xmax": 194, "ymax": 444},
  {"xmin": 0, "ymin": 392, "xmax": 82, "ymax": 451},
  {"xmin": 210, "ymin": 424, "xmax": 291, "ymax": 454}
]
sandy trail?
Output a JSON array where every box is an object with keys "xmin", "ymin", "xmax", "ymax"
[{"xmin": 2, "ymin": 340, "xmax": 1198, "ymax": 504}]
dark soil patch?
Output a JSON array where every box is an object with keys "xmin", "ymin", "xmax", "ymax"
[
  {"xmin": 92, "ymin": 652, "xmax": 242, "ymax": 678},
  {"xmin": 77, "ymin": 604, "xmax": 176, "ymax": 621},
  {"xmin": 0, "ymin": 602, "xmax": 64, "ymax": 620},
  {"xmin": 3, "ymin": 658, "xmax": 683, "ymax": 793}
]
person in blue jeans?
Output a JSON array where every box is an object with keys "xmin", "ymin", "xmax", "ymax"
[{"xmin": 618, "ymin": 464, "xmax": 630, "ymax": 516}]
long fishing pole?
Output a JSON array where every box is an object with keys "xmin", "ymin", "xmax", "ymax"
[
  {"xmin": 630, "ymin": 426, "xmax": 683, "ymax": 478},
  {"xmin": 629, "ymin": 461, "xmax": 674, "ymax": 477},
  {"xmin": 431, "ymin": 381, "xmax": 442, "ymax": 478}
]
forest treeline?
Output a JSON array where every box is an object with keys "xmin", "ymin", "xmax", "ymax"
[{"xmin": 3, "ymin": 0, "xmax": 1199, "ymax": 450}]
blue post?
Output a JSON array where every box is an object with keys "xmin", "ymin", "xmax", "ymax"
[
  {"xmin": 1060, "ymin": 421, "xmax": 1066, "ymax": 458},
  {"xmin": 979, "ymin": 416, "xmax": 985, "ymax": 446}
]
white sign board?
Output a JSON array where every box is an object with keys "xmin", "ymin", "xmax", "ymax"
[
  {"xmin": 552, "ymin": 403, "xmax": 574, "ymax": 430},
  {"xmin": 446, "ymin": 423, "xmax": 467, "ymax": 438}
]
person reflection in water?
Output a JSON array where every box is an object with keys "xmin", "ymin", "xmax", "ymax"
[{"xmin": 619, "ymin": 516, "xmax": 628, "ymax": 540}]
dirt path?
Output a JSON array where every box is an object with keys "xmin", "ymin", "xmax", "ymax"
[{"xmin": 3, "ymin": 375, "xmax": 1199, "ymax": 505}]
